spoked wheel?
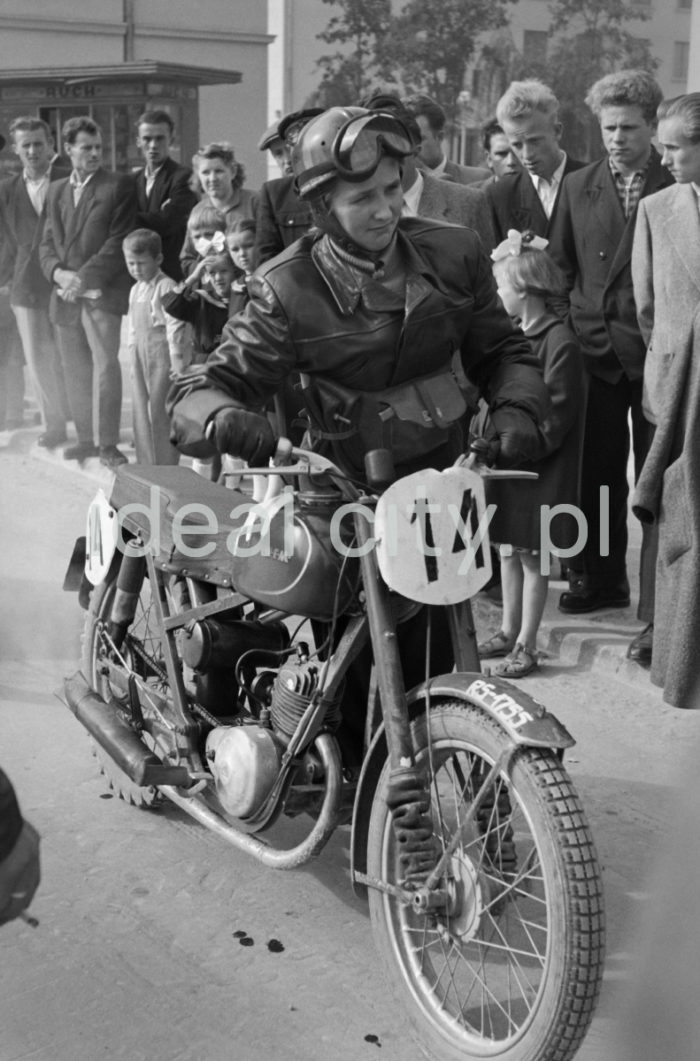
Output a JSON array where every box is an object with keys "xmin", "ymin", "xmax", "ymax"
[
  {"xmin": 81, "ymin": 569, "xmax": 166, "ymax": 808},
  {"xmin": 366, "ymin": 701, "xmax": 605, "ymax": 1061}
]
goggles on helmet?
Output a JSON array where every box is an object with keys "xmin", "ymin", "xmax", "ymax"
[{"xmin": 332, "ymin": 113, "xmax": 415, "ymax": 181}]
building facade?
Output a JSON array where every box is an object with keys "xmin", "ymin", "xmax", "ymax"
[{"xmin": 0, "ymin": 1, "xmax": 271, "ymax": 186}]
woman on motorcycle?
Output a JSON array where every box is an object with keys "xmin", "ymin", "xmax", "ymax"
[{"xmin": 167, "ymin": 105, "xmax": 549, "ymax": 478}]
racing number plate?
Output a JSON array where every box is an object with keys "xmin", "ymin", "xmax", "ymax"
[
  {"xmin": 85, "ymin": 489, "xmax": 118, "ymax": 586},
  {"xmin": 374, "ymin": 467, "xmax": 492, "ymax": 605}
]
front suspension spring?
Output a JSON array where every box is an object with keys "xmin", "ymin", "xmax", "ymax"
[{"xmin": 386, "ymin": 765, "xmax": 441, "ymax": 885}]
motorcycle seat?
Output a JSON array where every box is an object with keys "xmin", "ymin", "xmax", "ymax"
[{"xmin": 110, "ymin": 464, "xmax": 256, "ymax": 586}]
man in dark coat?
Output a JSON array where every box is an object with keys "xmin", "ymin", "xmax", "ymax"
[
  {"xmin": 254, "ymin": 108, "xmax": 322, "ymax": 265},
  {"xmin": 486, "ymin": 80, "xmax": 586, "ymax": 243},
  {"xmin": 40, "ymin": 115, "xmax": 137, "ymax": 468},
  {"xmin": 0, "ymin": 116, "xmax": 71, "ymax": 446},
  {"xmin": 132, "ymin": 110, "xmax": 198, "ymax": 281},
  {"xmin": 548, "ymin": 71, "xmax": 673, "ymax": 648}
]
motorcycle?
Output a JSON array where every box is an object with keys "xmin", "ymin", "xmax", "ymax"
[{"xmin": 62, "ymin": 440, "xmax": 605, "ymax": 1061}]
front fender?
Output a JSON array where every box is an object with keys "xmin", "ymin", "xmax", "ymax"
[
  {"xmin": 350, "ymin": 672, "xmax": 574, "ymax": 898},
  {"xmin": 409, "ymin": 673, "xmax": 575, "ymax": 750}
]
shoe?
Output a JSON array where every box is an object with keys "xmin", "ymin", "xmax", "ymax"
[
  {"xmin": 99, "ymin": 445, "xmax": 128, "ymax": 469},
  {"xmin": 558, "ymin": 586, "xmax": 630, "ymax": 613},
  {"xmin": 477, "ymin": 630, "xmax": 515, "ymax": 658},
  {"xmin": 64, "ymin": 441, "xmax": 99, "ymax": 461},
  {"xmin": 496, "ymin": 643, "xmax": 538, "ymax": 678},
  {"xmin": 37, "ymin": 431, "xmax": 68, "ymax": 449},
  {"xmin": 627, "ymin": 623, "xmax": 653, "ymax": 666}
]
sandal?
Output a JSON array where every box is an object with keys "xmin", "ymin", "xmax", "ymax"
[
  {"xmin": 477, "ymin": 630, "xmax": 515, "ymax": 659},
  {"xmin": 496, "ymin": 643, "xmax": 538, "ymax": 678}
]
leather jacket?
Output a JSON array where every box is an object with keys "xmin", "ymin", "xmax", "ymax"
[{"xmin": 169, "ymin": 216, "xmax": 548, "ymax": 474}]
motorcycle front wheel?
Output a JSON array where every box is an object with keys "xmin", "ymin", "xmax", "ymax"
[{"xmin": 366, "ymin": 701, "xmax": 605, "ymax": 1061}]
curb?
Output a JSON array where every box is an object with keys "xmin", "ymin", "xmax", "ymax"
[{"xmin": 474, "ymin": 587, "xmax": 654, "ymax": 693}]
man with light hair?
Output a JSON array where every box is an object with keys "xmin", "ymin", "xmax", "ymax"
[
  {"xmin": 486, "ymin": 79, "xmax": 585, "ymax": 242},
  {"xmin": 548, "ymin": 70, "xmax": 672, "ymax": 661}
]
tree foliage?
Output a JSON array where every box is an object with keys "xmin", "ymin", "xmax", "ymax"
[
  {"xmin": 312, "ymin": 0, "xmax": 394, "ymax": 108},
  {"xmin": 386, "ymin": 0, "xmax": 515, "ymax": 120},
  {"xmin": 310, "ymin": 0, "xmax": 515, "ymax": 117},
  {"xmin": 310, "ymin": 0, "xmax": 661, "ymax": 162}
]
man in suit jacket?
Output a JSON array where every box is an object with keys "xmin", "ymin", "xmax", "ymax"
[
  {"xmin": 40, "ymin": 115, "xmax": 137, "ymax": 468},
  {"xmin": 0, "ymin": 116, "xmax": 70, "ymax": 446},
  {"xmin": 363, "ymin": 94, "xmax": 495, "ymax": 251},
  {"xmin": 402, "ymin": 93, "xmax": 490, "ymax": 186},
  {"xmin": 548, "ymin": 71, "xmax": 673, "ymax": 640},
  {"xmin": 486, "ymin": 80, "xmax": 586, "ymax": 243},
  {"xmin": 132, "ymin": 110, "xmax": 198, "ymax": 281},
  {"xmin": 409, "ymin": 163, "xmax": 495, "ymax": 251}
]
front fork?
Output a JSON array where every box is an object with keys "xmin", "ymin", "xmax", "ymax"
[{"xmin": 355, "ymin": 513, "xmax": 452, "ymax": 885}]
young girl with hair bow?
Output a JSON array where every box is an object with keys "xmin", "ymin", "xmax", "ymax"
[{"xmin": 475, "ymin": 230, "xmax": 586, "ymax": 676}]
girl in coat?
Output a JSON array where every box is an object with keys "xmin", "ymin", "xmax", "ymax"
[{"xmin": 477, "ymin": 231, "xmax": 585, "ymax": 677}]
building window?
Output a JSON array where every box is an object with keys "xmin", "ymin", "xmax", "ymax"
[
  {"xmin": 677, "ymin": 0, "xmax": 692, "ymax": 10},
  {"xmin": 673, "ymin": 40, "xmax": 690, "ymax": 81},
  {"xmin": 523, "ymin": 30, "xmax": 548, "ymax": 66}
]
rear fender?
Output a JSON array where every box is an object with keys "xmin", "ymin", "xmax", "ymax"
[{"xmin": 350, "ymin": 671, "xmax": 574, "ymax": 898}]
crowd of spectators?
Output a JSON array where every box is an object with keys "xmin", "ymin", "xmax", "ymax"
[{"xmin": 0, "ymin": 70, "xmax": 697, "ymax": 706}]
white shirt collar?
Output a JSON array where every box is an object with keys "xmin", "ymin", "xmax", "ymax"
[
  {"xmin": 69, "ymin": 169, "xmax": 96, "ymax": 189},
  {"xmin": 529, "ymin": 151, "xmax": 567, "ymax": 192},
  {"xmin": 528, "ymin": 152, "xmax": 567, "ymax": 218},
  {"xmin": 23, "ymin": 167, "xmax": 50, "ymax": 185},
  {"xmin": 402, "ymin": 170, "xmax": 424, "ymax": 216}
]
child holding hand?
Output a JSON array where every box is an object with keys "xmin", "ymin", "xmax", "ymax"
[{"xmin": 476, "ymin": 231, "xmax": 586, "ymax": 677}]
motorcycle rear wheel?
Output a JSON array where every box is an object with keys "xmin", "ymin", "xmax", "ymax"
[
  {"xmin": 366, "ymin": 701, "xmax": 604, "ymax": 1061},
  {"xmin": 82, "ymin": 570, "xmax": 164, "ymax": 808}
]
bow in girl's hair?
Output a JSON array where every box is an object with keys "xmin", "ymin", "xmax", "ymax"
[
  {"xmin": 491, "ymin": 228, "xmax": 549, "ymax": 262},
  {"xmin": 197, "ymin": 230, "xmax": 227, "ymax": 257}
]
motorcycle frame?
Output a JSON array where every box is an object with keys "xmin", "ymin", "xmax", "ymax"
[{"xmin": 73, "ymin": 451, "xmax": 575, "ymax": 882}]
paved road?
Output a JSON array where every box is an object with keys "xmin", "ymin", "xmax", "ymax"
[{"xmin": 1, "ymin": 438, "xmax": 698, "ymax": 1061}]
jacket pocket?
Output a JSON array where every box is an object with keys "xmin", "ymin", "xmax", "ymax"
[{"xmin": 659, "ymin": 458, "xmax": 692, "ymax": 565}]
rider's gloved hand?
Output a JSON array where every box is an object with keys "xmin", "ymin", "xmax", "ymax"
[
  {"xmin": 490, "ymin": 406, "xmax": 542, "ymax": 466},
  {"xmin": 208, "ymin": 406, "xmax": 277, "ymax": 465}
]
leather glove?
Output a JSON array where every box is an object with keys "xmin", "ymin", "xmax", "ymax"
[
  {"xmin": 490, "ymin": 406, "xmax": 542, "ymax": 466},
  {"xmin": 208, "ymin": 406, "xmax": 277, "ymax": 465}
]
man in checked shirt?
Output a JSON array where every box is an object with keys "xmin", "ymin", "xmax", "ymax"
[{"xmin": 548, "ymin": 71, "xmax": 673, "ymax": 645}]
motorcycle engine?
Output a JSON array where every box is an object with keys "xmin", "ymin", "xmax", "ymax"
[
  {"xmin": 205, "ymin": 725, "xmax": 280, "ymax": 818},
  {"xmin": 205, "ymin": 656, "xmax": 343, "ymax": 819}
]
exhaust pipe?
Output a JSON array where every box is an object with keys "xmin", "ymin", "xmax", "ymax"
[{"xmin": 63, "ymin": 671, "xmax": 192, "ymax": 788}]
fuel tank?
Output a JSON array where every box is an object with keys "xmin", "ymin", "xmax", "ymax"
[{"xmin": 230, "ymin": 487, "xmax": 359, "ymax": 620}]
